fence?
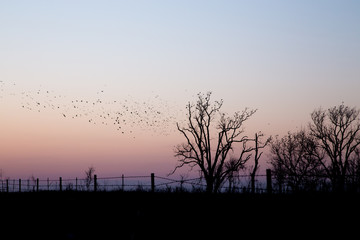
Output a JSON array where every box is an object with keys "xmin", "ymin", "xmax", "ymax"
[
  {"xmin": 6, "ymin": 170, "xmax": 359, "ymax": 193},
  {"xmin": 0, "ymin": 171, "xmax": 272, "ymax": 193}
]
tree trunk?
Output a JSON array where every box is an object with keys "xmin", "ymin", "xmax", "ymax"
[
  {"xmin": 251, "ymin": 175, "xmax": 255, "ymax": 194},
  {"xmin": 205, "ymin": 177, "xmax": 215, "ymax": 193}
]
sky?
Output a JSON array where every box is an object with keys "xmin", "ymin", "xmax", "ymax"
[{"xmin": 0, "ymin": 0, "xmax": 359, "ymax": 179}]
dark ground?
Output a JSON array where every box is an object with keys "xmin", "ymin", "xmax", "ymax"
[{"xmin": 1, "ymin": 191, "xmax": 359, "ymax": 239}]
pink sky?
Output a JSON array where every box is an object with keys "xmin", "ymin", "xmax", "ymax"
[
  {"xmin": 1, "ymin": 1, "xmax": 359, "ymax": 179},
  {"xmin": 1, "ymin": 97, "xmax": 182, "ymax": 179}
]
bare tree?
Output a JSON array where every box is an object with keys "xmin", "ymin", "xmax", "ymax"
[
  {"xmin": 269, "ymin": 130, "xmax": 324, "ymax": 192},
  {"xmin": 225, "ymin": 156, "xmax": 245, "ymax": 193},
  {"xmin": 249, "ymin": 132, "xmax": 271, "ymax": 193},
  {"xmin": 347, "ymin": 148, "xmax": 360, "ymax": 192},
  {"xmin": 172, "ymin": 92, "xmax": 256, "ymax": 193},
  {"xmin": 85, "ymin": 166, "xmax": 96, "ymax": 191},
  {"xmin": 309, "ymin": 104, "xmax": 360, "ymax": 191}
]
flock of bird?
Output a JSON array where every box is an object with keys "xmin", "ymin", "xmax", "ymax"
[{"xmin": 1, "ymin": 81, "xmax": 182, "ymax": 137}]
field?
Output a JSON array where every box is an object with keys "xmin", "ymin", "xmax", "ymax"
[{"xmin": 1, "ymin": 191, "xmax": 359, "ymax": 239}]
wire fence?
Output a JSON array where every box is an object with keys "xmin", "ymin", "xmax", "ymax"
[
  {"xmin": 0, "ymin": 173, "xmax": 269, "ymax": 193},
  {"xmin": 2, "ymin": 171, "xmax": 359, "ymax": 193}
]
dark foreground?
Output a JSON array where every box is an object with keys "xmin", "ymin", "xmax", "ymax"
[{"xmin": 1, "ymin": 191, "xmax": 359, "ymax": 239}]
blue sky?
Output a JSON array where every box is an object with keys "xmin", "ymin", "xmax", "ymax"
[{"xmin": 1, "ymin": 1, "xmax": 359, "ymax": 101}]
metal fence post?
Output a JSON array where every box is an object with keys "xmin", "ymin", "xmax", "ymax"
[
  {"xmin": 19, "ymin": 179, "xmax": 21, "ymax": 193},
  {"xmin": 36, "ymin": 178, "xmax": 39, "ymax": 192},
  {"xmin": 6, "ymin": 179, "xmax": 9, "ymax": 193},
  {"xmin": 266, "ymin": 169, "xmax": 272, "ymax": 194},
  {"xmin": 151, "ymin": 173, "xmax": 155, "ymax": 192}
]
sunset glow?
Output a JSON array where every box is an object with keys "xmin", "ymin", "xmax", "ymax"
[{"xmin": 1, "ymin": 0, "xmax": 359, "ymax": 179}]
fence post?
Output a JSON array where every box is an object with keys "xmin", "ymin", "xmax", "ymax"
[
  {"xmin": 59, "ymin": 177, "xmax": 62, "ymax": 191},
  {"xmin": 36, "ymin": 178, "xmax": 39, "ymax": 192},
  {"xmin": 47, "ymin": 178, "xmax": 50, "ymax": 191},
  {"xmin": 19, "ymin": 179, "xmax": 21, "ymax": 193},
  {"xmin": 151, "ymin": 173, "xmax": 155, "ymax": 193},
  {"xmin": 266, "ymin": 169, "xmax": 272, "ymax": 194},
  {"xmin": 76, "ymin": 177, "xmax": 78, "ymax": 191},
  {"xmin": 94, "ymin": 174, "xmax": 97, "ymax": 192},
  {"xmin": 6, "ymin": 179, "xmax": 9, "ymax": 193},
  {"xmin": 122, "ymin": 174, "xmax": 124, "ymax": 191}
]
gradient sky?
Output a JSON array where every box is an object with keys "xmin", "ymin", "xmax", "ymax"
[{"xmin": 1, "ymin": 0, "xmax": 359, "ymax": 179}]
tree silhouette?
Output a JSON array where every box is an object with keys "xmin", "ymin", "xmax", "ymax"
[
  {"xmin": 347, "ymin": 148, "xmax": 360, "ymax": 191},
  {"xmin": 269, "ymin": 130, "xmax": 324, "ymax": 192},
  {"xmin": 172, "ymin": 92, "xmax": 256, "ymax": 193},
  {"xmin": 249, "ymin": 132, "xmax": 271, "ymax": 193},
  {"xmin": 309, "ymin": 104, "xmax": 360, "ymax": 191},
  {"xmin": 85, "ymin": 166, "xmax": 96, "ymax": 191}
]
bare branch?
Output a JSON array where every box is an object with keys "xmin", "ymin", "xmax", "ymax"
[{"xmin": 172, "ymin": 92, "xmax": 256, "ymax": 193}]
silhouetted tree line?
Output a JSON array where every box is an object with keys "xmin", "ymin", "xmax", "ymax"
[
  {"xmin": 270, "ymin": 104, "xmax": 360, "ymax": 193},
  {"xmin": 174, "ymin": 92, "xmax": 360, "ymax": 193}
]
